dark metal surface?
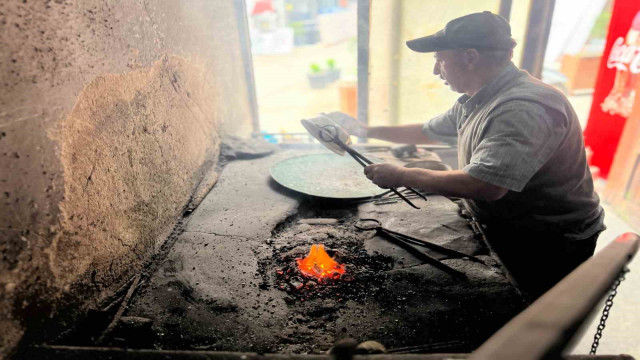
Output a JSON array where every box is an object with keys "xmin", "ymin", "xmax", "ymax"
[
  {"xmin": 270, "ymin": 153, "xmax": 387, "ymax": 199},
  {"xmin": 28, "ymin": 345, "xmax": 637, "ymax": 359},
  {"xmin": 300, "ymin": 120, "xmax": 425, "ymax": 208},
  {"xmin": 355, "ymin": 218, "xmax": 482, "ymax": 279},
  {"xmin": 318, "ymin": 124, "xmax": 426, "ymax": 209}
]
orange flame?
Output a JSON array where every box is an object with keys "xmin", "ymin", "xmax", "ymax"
[{"xmin": 296, "ymin": 244, "xmax": 346, "ymax": 280}]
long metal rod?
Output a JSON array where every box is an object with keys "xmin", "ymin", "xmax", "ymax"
[
  {"xmin": 386, "ymin": 229, "xmax": 486, "ymax": 264},
  {"xmin": 388, "ymin": 0, "xmax": 402, "ymax": 126},
  {"xmin": 345, "ymin": 148, "xmax": 368, "ymax": 167},
  {"xmin": 96, "ymin": 275, "xmax": 142, "ymax": 345},
  {"xmin": 379, "ymin": 231, "xmax": 466, "ymax": 279},
  {"xmin": 498, "ymin": 0, "xmax": 513, "ymax": 21},
  {"xmin": 357, "ymin": 0, "xmax": 370, "ymax": 143},
  {"xmin": 233, "ymin": 0, "xmax": 260, "ymax": 133},
  {"xmin": 332, "ymin": 139, "xmax": 421, "ymax": 209},
  {"xmin": 316, "ymin": 125, "xmax": 425, "ymax": 208},
  {"xmin": 520, "ymin": 0, "xmax": 556, "ymax": 79},
  {"xmin": 345, "ymin": 144, "xmax": 427, "ymax": 201}
]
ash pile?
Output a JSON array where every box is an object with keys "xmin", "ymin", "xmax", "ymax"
[{"xmin": 269, "ymin": 217, "xmax": 394, "ymax": 304}]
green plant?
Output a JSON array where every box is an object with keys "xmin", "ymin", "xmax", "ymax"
[
  {"xmin": 327, "ymin": 58, "xmax": 336, "ymax": 69},
  {"xmin": 289, "ymin": 21, "xmax": 304, "ymax": 35},
  {"xmin": 309, "ymin": 63, "xmax": 322, "ymax": 73}
]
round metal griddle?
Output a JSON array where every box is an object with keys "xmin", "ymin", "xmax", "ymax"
[{"xmin": 270, "ymin": 153, "xmax": 387, "ymax": 199}]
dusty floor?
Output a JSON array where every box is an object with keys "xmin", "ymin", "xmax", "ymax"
[
  {"xmin": 570, "ymin": 198, "xmax": 640, "ymax": 358},
  {"xmin": 54, "ymin": 148, "xmax": 525, "ymax": 354}
]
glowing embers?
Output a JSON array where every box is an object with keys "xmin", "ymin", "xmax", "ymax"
[{"xmin": 296, "ymin": 244, "xmax": 346, "ymax": 280}]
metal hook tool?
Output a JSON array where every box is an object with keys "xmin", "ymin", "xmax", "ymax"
[
  {"xmin": 317, "ymin": 124, "xmax": 427, "ymax": 209},
  {"xmin": 355, "ymin": 218, "xmax": 486, "ymax": 279}
]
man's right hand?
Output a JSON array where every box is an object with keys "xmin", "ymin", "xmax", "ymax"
[{"xmin": 322, "ymin": 111, "xmax": 368, "ymax": 138}]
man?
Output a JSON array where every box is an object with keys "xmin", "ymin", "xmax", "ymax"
[{"xmin": 333, "ymin": 12, "xmax": 605, "ymax": 299}]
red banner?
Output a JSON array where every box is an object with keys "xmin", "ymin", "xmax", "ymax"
[{"xmin": 584, "ymin": 0, "xmax": 640, "ymax": 178}]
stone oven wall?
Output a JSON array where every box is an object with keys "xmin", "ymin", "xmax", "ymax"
[{"xmin": 0, "ymin": 1, "xmax": 253, "ymax": 355}]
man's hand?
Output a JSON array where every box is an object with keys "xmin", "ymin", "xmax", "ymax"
[
  {"xmin": 323, "ymin": 111, "xmax": 368, "ymax": 138},
  {"xmin": 364, "ymin": 166, "xmax": 509, "ymax": 201},
  {"xmin": 364, "ymin": 163, "xmax": 406, "ymax": 188}
]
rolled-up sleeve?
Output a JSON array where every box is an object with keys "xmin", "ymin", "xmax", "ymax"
[
  {"xmin": 422, "ymin": 105, "xmax": 459, "ymax": 145},
  {"xmin": 462, "ymin": 101, "xmax": 566, "ymax": 192}
]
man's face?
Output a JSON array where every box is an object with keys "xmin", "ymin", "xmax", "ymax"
[{"xmin": 433, "ymin": 50, "xmax": 470, "ymax": 94}]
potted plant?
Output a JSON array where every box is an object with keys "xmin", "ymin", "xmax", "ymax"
[
  {"xmin": 307, "ymin": 63, "xmax": 327, "ymax": 89},
  {"xmin": 290, "ymin": 20, "xmax": 321, "ymax": 46},
  {"xmin": 325, "ymin": 58, "xmax": 341, "ymax": 83},
  {"xmin": 290, "ymin": 21, "xmax": 306, "ymax": 46}
]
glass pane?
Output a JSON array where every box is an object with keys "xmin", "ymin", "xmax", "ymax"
[
  {"xmin": 369, "ymin": 0, "xmax": 501, "ymax": 130},
  {"xmin": 247, "ymin": 0, "xmax": 358, "ymax": 142},
  {"xmin": 543, "ymin": 0, "xmax": 612, "ymax": 129}
]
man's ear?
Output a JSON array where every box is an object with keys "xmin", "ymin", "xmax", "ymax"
[{"xmin": 464, "ymin": 49, "xmax": 481, "ymax": 69}]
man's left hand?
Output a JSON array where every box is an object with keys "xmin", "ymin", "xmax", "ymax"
[{"xmin": 364, "ymin": 163, "xmax": 406, "ymax": 188}]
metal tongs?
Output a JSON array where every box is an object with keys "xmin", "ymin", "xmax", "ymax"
[
  {"xmin": 301, "ymin": 116, "xmax": 426, "ymax": 209},
  {"xmin": 355, "ymin": 218, "xmax": 486, "ymax": 279}
]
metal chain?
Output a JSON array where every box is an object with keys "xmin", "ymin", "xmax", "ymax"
[{"xmin": 590, "ymin": 267, "xmax": 630, "ymax": 355}]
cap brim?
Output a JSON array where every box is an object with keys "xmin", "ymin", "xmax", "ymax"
[{"xmin": 406, "ymin": 31, "xmax": 450, "ymax": 53}]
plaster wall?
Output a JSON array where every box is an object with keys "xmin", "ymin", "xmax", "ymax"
[{"xmin": 0, "ymin": 0, "xmax": 253, "ymax": 355}]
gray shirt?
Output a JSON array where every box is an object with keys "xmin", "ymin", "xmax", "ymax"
[{"xmin": 423, "ymin": 63, "xmax": 605, "ymax": 240}]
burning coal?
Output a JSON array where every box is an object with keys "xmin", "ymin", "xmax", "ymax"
[{"xmin": 296, "ymin": 244, "xmax": 346, "ymax": 280}]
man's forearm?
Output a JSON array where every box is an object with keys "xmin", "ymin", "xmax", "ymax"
[
  {"xmin": 401, "ymin": 168, "xmax": 508, "ymax": 201},
  {"xmin": 367, "ymin": 124, "xmax": 437, "ymax": 144}
]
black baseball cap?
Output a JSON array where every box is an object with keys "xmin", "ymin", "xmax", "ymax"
[{"xmin": 406, "ymin": 11, "xmax": 515, "ymax": 53}]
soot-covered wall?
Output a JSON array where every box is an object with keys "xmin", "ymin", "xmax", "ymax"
[{"xmin": 0, "ymin": 1, "xmax": 253, "ymax": 355}]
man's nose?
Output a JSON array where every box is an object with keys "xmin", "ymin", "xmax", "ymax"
[{"xmin": 433, "ymin": 62, "xmax": 440, "ymax": 76}]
